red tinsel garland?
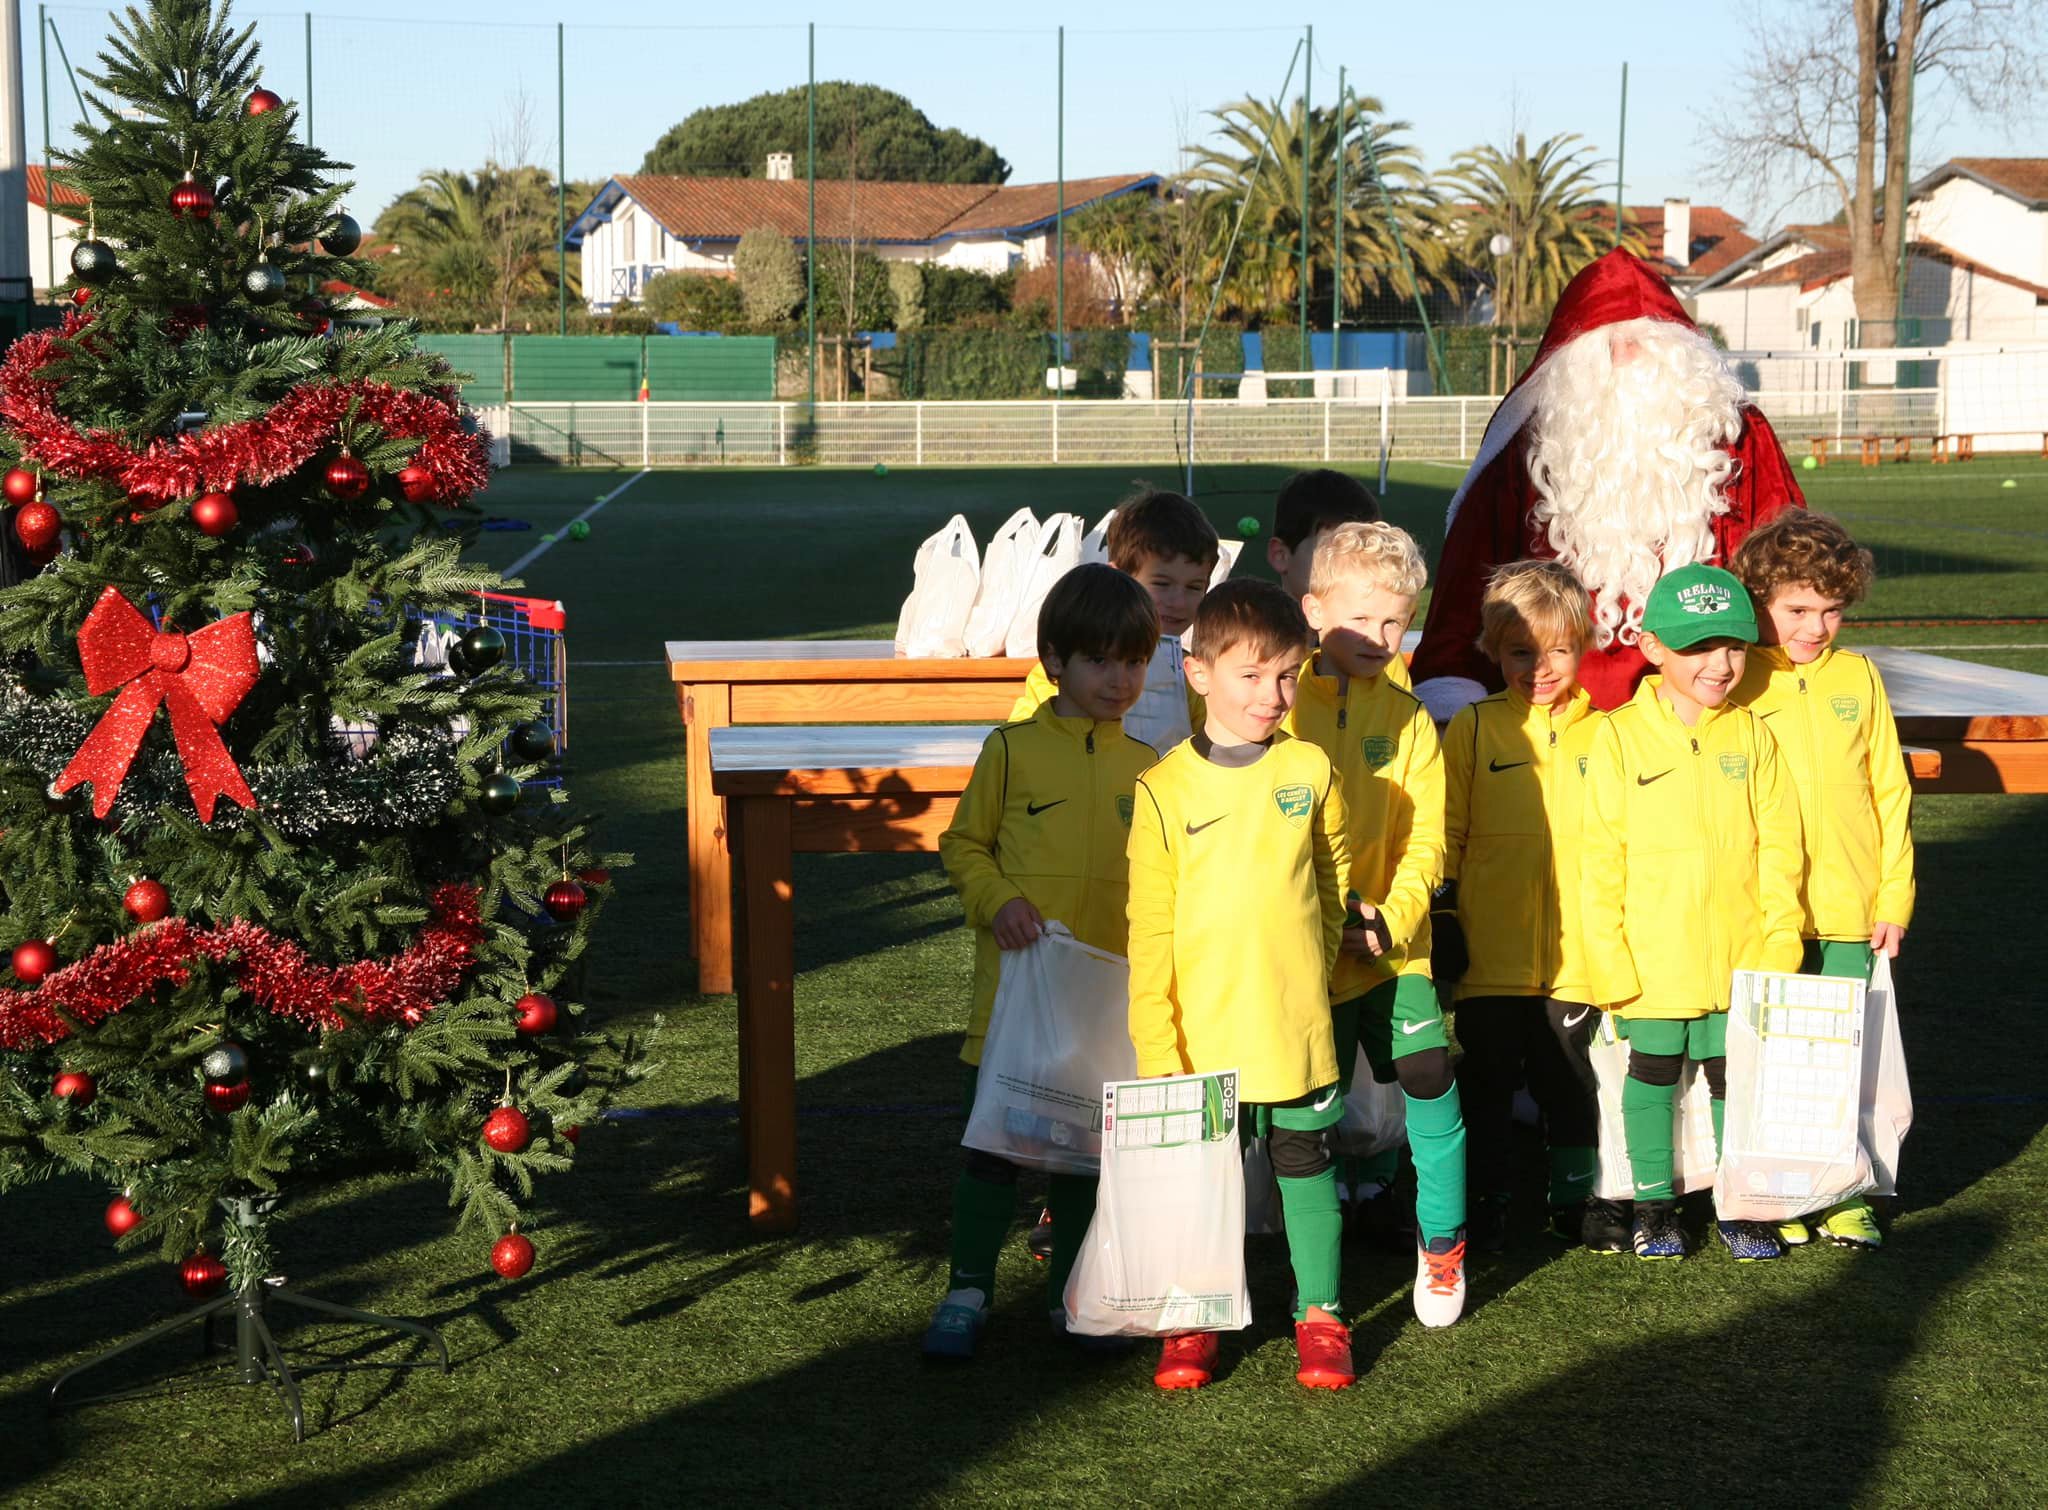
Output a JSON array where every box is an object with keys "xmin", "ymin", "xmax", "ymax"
[
  {"xmin": 0, "ymin": 883, "xmax": 480, "ymax": 1050},
  {"xmin": 0, "ymin": 321, "xmax": 490, "ymax": 507}
]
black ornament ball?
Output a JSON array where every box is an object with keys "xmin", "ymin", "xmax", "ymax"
[
  {"xmin": 443, "ymin": 638, "xmax": 472, "ymax": 678},
  {"xmin": 297, "ymin": 1055, "xmax": 335, "ymax": 1098},
  {"xmin": 320, "ymin": 214, "xmax": 363, "ymax": 257},
  {"xmin": 200, "ymin": 1041, "xmax": 248, "ymax": 1083},
  {"xmin": 243, "ymin": 263, "xmax": 288, "ymax": 306},
  {"xmin": 70, "ymin": 239, "xmax": 119, "ymax": 286},
  {"xmin": 460, "ymin": 626, "xmax": 507, "ymax": 674},
  {"xmin": 509, "ymin": 721, "xmax": 556, "ymax": 763},
  {"xmin": 478, "ymin": 772, "xmax": 521, "ymax": 815}
]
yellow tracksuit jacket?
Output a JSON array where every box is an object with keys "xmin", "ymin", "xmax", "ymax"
[
  {"xmin": 1442, "ymin": 686, "xmax": 1602, "ymax": 1003},
  {"xmin": 1733, "ymin": 644, "xmax": 1916, "ymax": 940},
  {"xmin": 1126, "ymin": 732, "xmax": 1350, "ymax": 1102},
  {"xmin": 1580, "ymin": 677, "xmax": 1805, "ymax": 1017},
  {"xmin": 938, "ymin": 702, "xmax": 1158, "ymax": 1065},
  {"xmin": 1282, "ymin": 651, "xmax": 1443, "ymax": 1002},
  {"xmin": 1010, "ymin": 641, "xmax": 1205, "ymax": 753}
]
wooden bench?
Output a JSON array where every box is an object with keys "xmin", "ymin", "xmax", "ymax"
[
  {"xmin": 1808, "ymin": 434, "xmax": 1882, "ymax": 467},
  {"xmin": 1933, "ymin": 432, "xmax": 2048, "ymax": 463}
]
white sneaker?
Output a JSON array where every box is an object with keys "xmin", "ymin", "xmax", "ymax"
[{"xmin": 1413, "ymin": 1230, "xmax": 1468, "ymax": 1327}]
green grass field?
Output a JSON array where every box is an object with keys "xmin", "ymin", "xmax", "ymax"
[{"xmin": 3, "ymin": 460, "xmax": 2045, "ymax": 1506}]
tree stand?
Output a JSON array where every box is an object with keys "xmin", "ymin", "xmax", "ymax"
[{"xmin": 47, "ymin": 1196, "xmax": 449, "ymax": 1442}]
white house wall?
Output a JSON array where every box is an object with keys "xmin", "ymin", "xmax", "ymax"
[
  {"xmin": 27, "ymin": 204, "xmax": 82, "ymax": 293},
  {"xmin": 1910, "ymin": 177, "xmax": 2048, "ymax": 288}
]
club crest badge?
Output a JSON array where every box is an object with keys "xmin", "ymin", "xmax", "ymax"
[
  {"xmin": 1718, "ymin": 753, "xmax": 1749, "ymax": 781},
  {"xmin": 1360, "ymin": 735, "xmax": 1396, "ymax": 771},
  {"xmin": 1273, "ymin": 784, "xmax": 1314, "ymax": 826}
]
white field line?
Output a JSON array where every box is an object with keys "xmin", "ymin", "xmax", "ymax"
[{"xmin": 501, "ymin": 468, "xmax": 651, "ymax": 580}]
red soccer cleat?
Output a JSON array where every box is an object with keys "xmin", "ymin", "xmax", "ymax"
[
  {"xmin": 1293, "ymin": 1320, "xmax": 1356, "ymax": 1389},
  {"xmin": 1154, "ymin": 1331, "xmax": 1220, "ymax": 1390}
]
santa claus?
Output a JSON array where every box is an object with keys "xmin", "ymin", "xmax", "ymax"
[{"xmin": 1411, "ymin": 249, "xmax": 1803, "ymax": 716}]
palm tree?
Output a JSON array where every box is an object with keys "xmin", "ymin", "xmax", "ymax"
[
  {"xmin": 1438, "ymin": 132, "xmax": 1643, "ymax": 333},
  {"xmin": 1178, "ymin": 94, "xmax": 1448, "ymax": 326},
  {"xmin": 374, "ymin": 165, "xmax": 568, "ymax": 327}
]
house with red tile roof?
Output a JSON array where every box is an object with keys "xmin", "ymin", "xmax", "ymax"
[
  {"xmin": 25, "ymin": 166, "xmax": 89, "ymax": 293},
  {"xmin": 564, "ymin": 165, "xmax": 1160, "ymax": 311},
  {"xmin": 1624, "ymin": 199, "xmax": 1757, "ymax": 291}
]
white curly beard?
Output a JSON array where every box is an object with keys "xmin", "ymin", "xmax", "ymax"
[{"xmin": 1526, "ymin": 319, "xmax": 1746, "ymax": 649}]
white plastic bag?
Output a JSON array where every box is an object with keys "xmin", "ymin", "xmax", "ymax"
[
  {"xmin": 893, "ymin": 514, "xmax": 980, "ymax": 658},
  {"xmin": 1243, "ymin": 1138, "xmax": 1284, "ymax": 1235},
  {"xmin": 1179, "ymin": 539, "xmax": 1245, "ymax": 650},
  {"xmin": 1065, "ymin": 1070, "xmax": 1252, "ymax": 1337},
  {"xmin": 1077, "ymin": 508, "xmax": 1117, "ymax": 567},
  {"xmin": 1714, "ymin": 969, "xmax": 1875, "ymax": 1221},
  {"xmin": 1861, "ymin": 953, "xmax": 1911, "ymax": 1197},
  {"xmin": 962, "ymin": 507, "xmax": 1040, "ymax": 657},
  {"xmin": 961, "ymin": 924, "xmax": 1135, "ymax": 1175},
  {"xmin": 1334, "ymin": 1048, "xmax": 1407, "ymax": 1158},
  {"xmin": 1003, "ymin": 512, "xmax": 1084, "ymax": 659},
  {"xmin": 1591, "ymin": 1015, "xmax": 1721, "ymax": 1202}
]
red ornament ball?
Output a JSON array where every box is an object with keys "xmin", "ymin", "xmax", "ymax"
[
  {"xmin": 396, "ymin": 465, "xmax": 436, "ymax": 503},
  {"xmin": 482, "ymin": 1105, "xmax": 531, "ymax": 1154},
  {"xmin": 561, "ymin": 1124, "xmax": 581, "ymax": 1145},
  {"xmin": 191, "ymin": 492, "xmax": 238, "ymax": 537},
  {"xmin": 203, "ymin": 1079, "xmax": 252, "ymax": 1113},
  {"xmin": 179, "ymin": 1250, "xmax": 228, "ymax": 1298},
  {"xmin": 52, "ymin": 1070, "xmax": 95, "ymax": 1107},
  {"xmin": 104, "ymin": 1195, "xmax": 141, "ymax": 1236},
  {"xmin": 543, "ymin": 881, "xmax": 588, "ymax": 922},
  {"xmin": 13, "ymin": 939, "xmax": 57, "ymax": 983},
  {"xmin": 13, "ymin": 500, "xmax": 59, "ymax": 552},
  {"xmin": 2, "ymin": 467, "xmax": 38, "ymax": 504},
  {"xmin": 246, "ymin": 87, "xmax": 284, "ymax": 115},
  {"xmin": 577, "ymin": 867, "xmax": 611, "ymax": 888},
  {"xmin": 490, "ymin": 1231, "xmax": 535, "ymax": 1280},
  {"xmin": 169, "ymin": 176, "xmax": 215, "ymax": 219},
  {"xmin": 515, "ymin": 992, "xmax": 558, "ymax": 1035},
  {"xmin": 324, "ymin": 454, "xmax": 370, "ymax": 501},
  {"xmin": 124, "ymin": 878, "xmax": 171, "ymax": 923},
  {"xmin": 71, "ymin": 286, "xmax": 93, "ymax": 307}
]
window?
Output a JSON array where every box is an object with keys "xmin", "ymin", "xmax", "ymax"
[{"xmin": 622, "ymin": 209, "xmax": 635, "ymax": 264}]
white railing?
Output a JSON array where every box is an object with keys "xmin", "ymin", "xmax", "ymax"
[{"xmin": 477, "ymin": 384, "xmax": 2030, "ymax": 469}]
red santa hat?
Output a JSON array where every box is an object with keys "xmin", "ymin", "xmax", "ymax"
[{"xmin": 1445, "ymin": 249, "xmax": 1699, "ymax": 528}]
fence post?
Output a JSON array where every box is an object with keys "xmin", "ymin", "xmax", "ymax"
[
  {"xmin": 1051, "ymin": 399, "xmax": 1060, "ymax": 464},
  {"xmin": 778, "ymin": 404, "xmax": 787, "ymax": 466},
  {"xmin": 641, "ymin": 399, "xmax": 650, "ymax": 467},
  {"xmin": 1459, "ymin": 398, "xmax": 1467, "ymax": 458},
  {"xmin": 915, "ymin": 401, "xmax": 924, "ymax": 466},
  {"xmin": 1323, "ymin": 398, "xmax": 1331, "ymax": 462}
]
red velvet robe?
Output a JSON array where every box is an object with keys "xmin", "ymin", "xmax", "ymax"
[{"xmin": 1410, "ymin": 404, "xmax": 1805, "ymax": 711}]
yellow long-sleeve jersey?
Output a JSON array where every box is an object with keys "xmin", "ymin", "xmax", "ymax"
[
  {"xmin": 1733, "ymin": 644, "xmax": 1916, "ymax": 940},
  {"xmin": 1125, "ymin": 732, "xmax": 1350, "ymax": 1102},
  {"xmin": 1442, "ymin": 686, "xmax": 1603, "ymax": 1002},
  {"xmin": 1580, "ymin": 677, "xmax": 1806, "ymax": 1017},
  {"xmin": 1010, "ymin": 639, "xmax": 1204, "ymax": 753},
  {"xmin": 1282, "ymin": 651, "xmax": 1443, "ymax": 1001},
  {"xmin": 938, "ymin": 702, "xmax": 1158, "ymax": 1065}
]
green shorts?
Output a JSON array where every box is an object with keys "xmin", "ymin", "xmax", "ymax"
[
  {"xmin": 1616, "ymin": 1014, "xmax": 1727, "ymax": 1059},
  {"xmin": 1805, "ymin": 939, "xmax": 1875, "ymax": 980},
  {"xmin": 1334, "ymin": 974, "xmax": 1447, "ymax": 1086},
  {"xmin": 1246, "ymin": 1082, "xmax": 1345, "ymax": 1140}
]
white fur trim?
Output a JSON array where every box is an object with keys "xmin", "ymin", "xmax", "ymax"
[
  {"xmin": 1443, "ymin": 382, "xmax": 1540, "ymax": 533},
  {"xmin": 1415, "ymin": 675, "xmax": 1490, "ymax": 725}
]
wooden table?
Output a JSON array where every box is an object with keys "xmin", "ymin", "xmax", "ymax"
[
  {"xmin": 1868, "ymin": 647, "xmax": 2048, "ymax": 793},
  {"xmin": 669, "ymin": 642, "xmax": 1033, "ymax": 993}
]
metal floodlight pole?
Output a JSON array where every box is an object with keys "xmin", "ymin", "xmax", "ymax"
[
  {"xmin": 303, "ymin": 12, "xmax": 312, "ymax": 146},
  {"xmin": 1055, "ymin": 25, "xmax": 1064, "ymax": 404},
  {"xmin": 557, "ymin": 23, "xmax": 566, "ymax": 336},
  {"xmin": 1299, "ymin": 23, "xmax": 1310, "ymax": 369},
  {"xmin": 1331, "ymin": 63, "xmax": 1344, "ymax": 340},
  {"xmin": 1357, "ymin": 95, "xmax": 1444, "ymax": 391},
  {"xmin": 38, "ymin": 5, "xmax": 50, "ymax": 304},
  {"xmin": 1613, "ymin": 61, "xmax": 1627, "ymax": 245},
  {"xmin": 807, "ymin": 22, "xmax": 816, "ymax": 412}
]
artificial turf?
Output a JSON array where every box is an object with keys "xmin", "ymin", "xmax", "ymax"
[{"xmin": 1, "ymin": 459, "xmax": 2043, "ymax": 1506}]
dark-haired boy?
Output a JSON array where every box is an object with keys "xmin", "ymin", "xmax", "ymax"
[
  {"xmin": 1269, "ymin": 468, "xmax": 1381, "ymax": 600},
  {"xmin": 925, "ymin": 564, "xmax": 1163, "ymax": 1360},
  {"xmin": 1126, "ymin": 579, "xmax": 1355, "ymax": 1391}
]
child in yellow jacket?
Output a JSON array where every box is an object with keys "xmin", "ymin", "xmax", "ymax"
[
  {"xmin": 1285, "ymin": 522, "xmax": 1470, "ymax": 1327},
  {"xmin": 1126, "ymin": 579, "xmax": 1355, "ymax": 1391},
  {"xmin": 1580, "ymin": 564, "xmax": 1805, "ymax": 1263},
  {"xmin": 1437, "ymin": 561, "xmax": 1610, "ymax": 1254},
  {"xmin": 924, "ymin": 565, "xmax": 1162, "ymax": 1360},
  {"xmin": 1731, "ymin": 511, "xmax": 1915, "ymax": 1250}
]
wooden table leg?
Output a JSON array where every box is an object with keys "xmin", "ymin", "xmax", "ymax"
[
  {"xmin": 681, "ymin": 680, "xmax": 736, "ymax": 995},
  {"xmin": 730, "ymin": 795, "xmax": 799, "ymax": 1232}
]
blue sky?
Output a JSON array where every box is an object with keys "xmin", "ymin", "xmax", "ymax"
[{"xmin": 23, "ymin": 0, "xmax": 2034, "ymax": 233}]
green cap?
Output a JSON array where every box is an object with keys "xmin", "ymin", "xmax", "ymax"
[{"xmin": 1639, "ymin": 563, "xmax": 1758, "ymax": 649}]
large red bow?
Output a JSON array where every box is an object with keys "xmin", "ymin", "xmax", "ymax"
[{"xmin": 55, "ymin": 587, "xmax": 260, "ymax": 822}]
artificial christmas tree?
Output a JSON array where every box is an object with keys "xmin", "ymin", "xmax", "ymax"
[{"xmin": 0, "ymin": 0, "xmax": 637, "ymax": 1435}]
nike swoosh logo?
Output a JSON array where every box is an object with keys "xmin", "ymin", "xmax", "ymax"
[
  {"xmin": 1185, "ymin": 816, "xmax": 1225, "ymax": 835},
  {"xmin": 1637, "ymin": 770, "xmax": 1673, "ymax": 786},
  {"xmin": 1488, "ymin": 758, "xmax": 1529, "ymax": 772},
  {"xmin": 1565, "ymin": 1170, "xmax": 1592, "ymax": 1184},
  {"xmin": 1401, "ymin": 1017, "xmax": 1442, "ymax": 1036},
  {"xmin": 1025, "ymin": 799, "xmax": 1066, "ymax": 816},
  {"xmin": 1561, "ymin": 1007, "xmax": 1590, "ymax": 1028},
  {"xmin": 1635, "ymin": 1181, "xmax": 1663, "ymax": 1193}
]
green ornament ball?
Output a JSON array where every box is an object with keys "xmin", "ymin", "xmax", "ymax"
[
  {"xmin": 460, "ymin": 625, "xmax": 507, "ymax": 673},
  {"xmin": 477, "ymin": 772, "xmax": 521, "ymax": 815},
  {"xmin": 1801, "ymin": 455, "xmax": 1819, "ymax": 471},
  {"xmin": 1236, "ymin": 515, "xmax": 1261, "ymax": 538},
  {"xmin": 874, "ymin": 463, "xmax": 888, "ymax": 476},
  {"xmin": 541, "ymin": 533, "xmax": 558, "ymax": 544},
  {"xmin": 509, "ymin": 720, "xmax": 556, "ymax": 763},
  {"xmin": 567, "ymin": 519, "xmax": 590, "ymax": 541}
]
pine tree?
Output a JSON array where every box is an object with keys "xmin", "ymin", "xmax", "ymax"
[{"xmin": 0, "ymin": 0, "xmax": 638, "ymax": 1289}]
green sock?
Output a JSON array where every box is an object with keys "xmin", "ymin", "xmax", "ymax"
[
  {"xmin": 947, "ymin": 1170, "xmax": 1016, "ymax": 1295},
  {"xmin": 1547, "ymin": 1145, "xmax": 1599, "ymax": 1207},
  {"xmin": 1711, "ymin": 1095, "xmax": 1725, "ymax": 1158},
  {"xmin": 1276, "ymin": 1168, "xmax": 1343, "ymax": 1320},
  {"xmin": 1044, "ymin": 1172, "xmax": 1096, "ymax": 1313},
  {"xmin": 1404, "ymin": 1084, "xmax": 1467, "ymax": 1243},
  {"xmin": 1623, "ymin": 1077, "xmax": 1678, "ymax": 1201}
]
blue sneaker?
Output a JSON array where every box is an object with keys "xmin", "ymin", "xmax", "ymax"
[
  {"xmin": 1631, "ymin": 1201, "xmax": 1688, "ymax": 1260},
  {"xmin": 920, "ymin": 1288, "xmax": 988, "ymax": 1360},
  {"xmin": 1716, "ymin": 1219, "xmax": 1787, "ymax": 1262}
]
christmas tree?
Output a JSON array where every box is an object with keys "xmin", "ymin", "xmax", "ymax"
[{"xmin": 0, "ymin": 0, "xmax": 635, "ymax": 1296}]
